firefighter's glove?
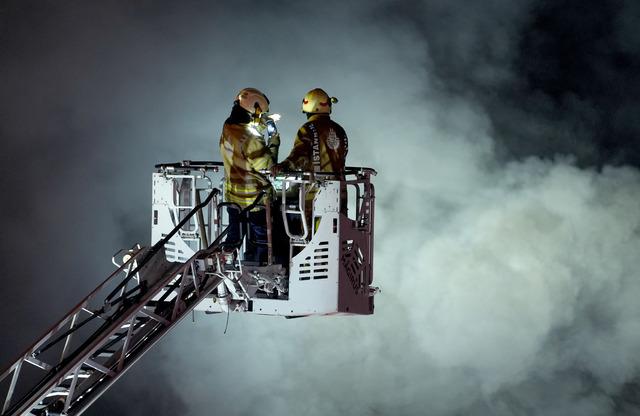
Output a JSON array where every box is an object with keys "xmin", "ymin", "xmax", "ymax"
[
  {"xmin": 267, "ymin": 131, "xmax": 280, "ymax": 147},
  {"xmin": 271, "ymin": 162, "xmax": 286, "ymax": 176}
]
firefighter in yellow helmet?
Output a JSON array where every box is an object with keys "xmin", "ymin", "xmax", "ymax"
[
  {"xmin": 272, "ymin": 89, "xmax": 349, "ymax": 239},
  {"xmin": 274, "ymin": 88, "xmax": 348, "ymax": 175},
  {"xmin": 219, "ymin": 87, "xmax": 280, "ymax": 262}
]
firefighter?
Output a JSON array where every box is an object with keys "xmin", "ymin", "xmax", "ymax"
[
  {"xmin": 219, "ymin": 87, "xmax": 280, "ymax": 263},
  {"xmin": 272, "ymin": 88, "xmax": 349, "ymax": 239},
  {"xmin": 273, "ymin": 88, "xmax": 348, "ymax": 175}
]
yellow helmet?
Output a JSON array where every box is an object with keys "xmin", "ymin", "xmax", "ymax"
[
  {"xmin": 236, "ymin": 87, "xmax": 269, "ymax": 115},
  {"xmin": 301, "ymin": 88, "xmax": 338, "ymax": 114}
]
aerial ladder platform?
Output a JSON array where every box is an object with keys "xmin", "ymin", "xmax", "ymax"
[{"xmin": 0, "ymin": 161, "xmax": 377, "ymax": 415}]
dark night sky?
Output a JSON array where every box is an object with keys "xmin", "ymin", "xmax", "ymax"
[{"xmin": 2, "ymin": 1, "xmax": 640, "ymax": 415}]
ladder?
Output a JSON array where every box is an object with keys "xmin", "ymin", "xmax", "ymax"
[
  {"xmin": 0, "ymin": 189, "xmax": 227, "ymax": 416},
  {"xmin": 0, "ymin": 161, "xmax": 379, "ymax": 415}
]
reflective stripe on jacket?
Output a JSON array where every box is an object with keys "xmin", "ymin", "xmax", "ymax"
[{"xmin": 219, "ymin": 122, "xmax": 279, "ymax": 209}]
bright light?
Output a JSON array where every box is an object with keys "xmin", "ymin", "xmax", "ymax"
[
  {"xmin": 247, "ymin": 123, "xmax": 261, "ymax": 136},
  {"xmin": 269, "ymin": 113, "xmax": 281, "ymax": 121}
]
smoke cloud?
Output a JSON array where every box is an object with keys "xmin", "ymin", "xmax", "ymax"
[{"xmin": 2, "ymin": 1, "xmax": 640, "ymax": 415}]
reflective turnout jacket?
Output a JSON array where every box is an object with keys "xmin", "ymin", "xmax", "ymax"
[
  {"xmin": 219, "ymin": 121, "xmax": 279, "ymax": 209},
  {"xmin": 280, "ymin": 114, "xmax": 348, "ymax": 174}
]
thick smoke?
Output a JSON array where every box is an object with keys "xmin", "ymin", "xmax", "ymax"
[{"xmin": 2, "ymin": 1, "xmax": 640, "ymax": 415}]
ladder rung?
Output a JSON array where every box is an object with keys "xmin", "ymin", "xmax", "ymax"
[
  {"xmin": 139, "ymin": 309, "xmax": 170, "ymax": 326},
  {"xmin": 64, "ymin": 371, "xmax": 90, "ymax": 380},
  {"xmin": 83, "ymin": 359, "xmax": 115, "ymax": 377},
  {"xmin": 24, "ymin": 356, "xmax": 52, "ymax": 371}
]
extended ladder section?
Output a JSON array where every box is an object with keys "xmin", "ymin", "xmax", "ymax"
[
  {"xmin": 0, "ymin": 161, "xmax": 378, "ymax": 415},
  {"xmin": 0, "ymin": 190, "xmax": 228, "ymax": 416}
]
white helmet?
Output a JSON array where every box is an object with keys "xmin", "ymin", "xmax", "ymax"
[
  {"xmin": 302, "ymin": 88, "xmax": 338, "ymax": 114},
  {"xmin": 236, "ymin": 88, "xmax": 269, "ymax": 114}
]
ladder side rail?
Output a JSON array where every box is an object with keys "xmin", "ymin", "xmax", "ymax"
[
  {"xmin": 6, "ymin": 197, "xmax": 241, "ymax": 415},
  {"xmin": 65, "ymin": 263, "xmax": 184, "ymax": 407},
  {"xmin": 67, "ymin": 273, "xmax": 224, "ymax": 416},
  {"xmin": 1, "ymin": 187, "xmax": 252, "ymax": 415},
  {"xmin": 1, "ymin": 197, "xmax": 211, "ymax": 414},
  {"xmin": 0, "ymin": 249, "xmax": 146, "ymax": 413},
  {"xmin": 0, "ymin": 247, "xmax": 146, "ymax": 379},
  {"xmin": 4, "ymin": 258, "xmax": 187, "ymax": 416},
  {"xmin": 64, "ymin": 254, "xmax": 225, "ymax": 415}
]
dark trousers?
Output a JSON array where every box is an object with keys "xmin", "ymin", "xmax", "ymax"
[{"xmin": 224, "ymin": 207, "xmax": 268, "ymax": 263}]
